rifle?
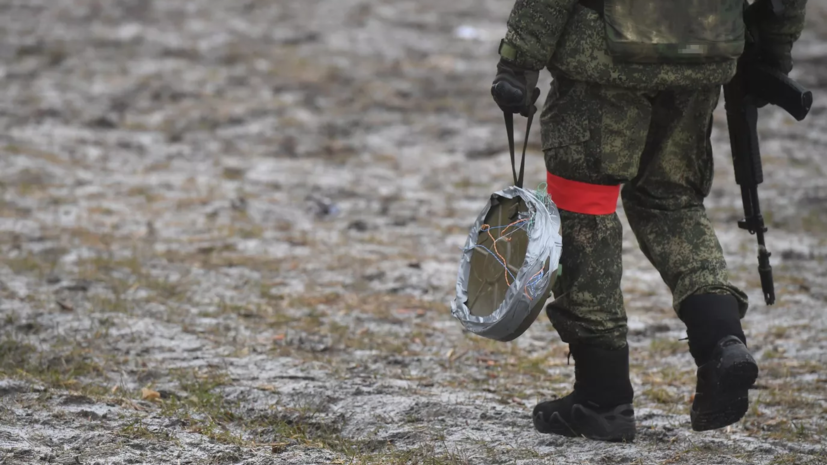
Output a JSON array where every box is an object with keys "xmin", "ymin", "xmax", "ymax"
[{"xmin": 723, "ymin": 0, "xmax": 813, "ymax": 305}]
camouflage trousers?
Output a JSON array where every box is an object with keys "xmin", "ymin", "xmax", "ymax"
[{"xmin": 542, "ymin": 75, "xmax": 748, "ymax": 350}]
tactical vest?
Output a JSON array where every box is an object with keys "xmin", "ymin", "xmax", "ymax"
[{"xmin": 581, "ymin": 0, "xmax": 746, "ymax": 63}]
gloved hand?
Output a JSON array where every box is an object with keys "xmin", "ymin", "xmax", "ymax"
[
  {"xmin": 758, "ymin": 41, "xmax": 794, "ymax": 74},
  {"xmin": 491, "ymin": 58, "xmax": 541, "ymax": 117},
  {"xmin": 744, "ymin": 1, "xmax": 795, "ymax": 75}
]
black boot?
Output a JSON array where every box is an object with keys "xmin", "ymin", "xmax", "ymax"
[
  {"xmin": 532, "ymin": 344, "xmax": 636, "ymax": 442},
  {"xmin": 679, "ymin": 294, "xmax": 758, "ymax": 432}
]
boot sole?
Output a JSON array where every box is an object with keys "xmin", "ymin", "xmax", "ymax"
[
  {"xmin": 721, "ymin": 359, "xmax": 759, "ymax": 391},
  {"xmin": 691, "ymin": 359, "xmax": 758, "ymax": 432}
]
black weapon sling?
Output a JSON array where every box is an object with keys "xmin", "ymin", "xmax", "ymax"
[{"xmin": 503, "ymin": 108, "xmax": 535, "ymax": 190}]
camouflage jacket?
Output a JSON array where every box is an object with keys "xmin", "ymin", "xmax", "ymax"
[{"xmin": 502, "ymin": 0, "xmax": 808, "ymax": 90}]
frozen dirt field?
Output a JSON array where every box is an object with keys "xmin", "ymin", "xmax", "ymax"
[{"xmin": 1, "ymin": 0, "xmax": 826, "ymax": 464}]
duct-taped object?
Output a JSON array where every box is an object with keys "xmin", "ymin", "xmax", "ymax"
[{"xmin": 451, "ymin": 185, "xmax": 562, "ymax": 342}]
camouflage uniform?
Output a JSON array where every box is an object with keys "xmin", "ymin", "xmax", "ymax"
[{"xmin": 500, "ymin": 0, "xmax": 808, "ymax": 350}]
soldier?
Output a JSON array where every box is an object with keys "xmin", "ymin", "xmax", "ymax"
[{"xmin": 491, "ymin": 0, "xmax": 807, "ymax": 442}]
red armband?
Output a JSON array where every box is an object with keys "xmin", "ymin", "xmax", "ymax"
[{"xmin": 547, "ymin": 172, "xmax": 620, "ymax": 215}]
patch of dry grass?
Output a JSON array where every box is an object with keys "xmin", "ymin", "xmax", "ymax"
[{"xmin": 0, "ymin": 337, "xmax": 110, "ymax": 397}]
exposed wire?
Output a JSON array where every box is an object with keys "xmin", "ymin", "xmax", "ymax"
[{"xmin": 469, "ymin": 184, "xmax": 553, "ymax": 301}]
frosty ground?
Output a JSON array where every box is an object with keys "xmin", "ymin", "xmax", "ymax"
[{"xmin": 1, "ymin": 1, "xmax": 826, "ymax": 464}]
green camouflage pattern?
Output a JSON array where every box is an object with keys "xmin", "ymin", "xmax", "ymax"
[
  {"xmin": 543, "ymin": 76, "xmax": 748, "ymax": 350},
  {"xmin": 502, "ymin": 0, "xmax": 806, "ymax": 88},
  {"xmin": 503, "ymin": 0, "xmax": 579, "ymax": 70},
  {"xmin": 548, "ymin": 209, "xmax": 627, "ymax": 349},
  {"xmin": 604, "ymin": 0, "xmax": 745, "ymax": 63},
  {"xmin": 549, "ymin": 6, "xmax": 739, "ymax": 90},
  {"xmin": 602, "ymin": 42, "xmax": 743, "ymax": 65}
]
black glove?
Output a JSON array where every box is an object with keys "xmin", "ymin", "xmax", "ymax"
[
  {"xmin": 744, "ymin": 1, "xmax": 795, "ymax": 75},
  {"xmin": 759, "ymin": 41, "xmax": 793, "ymax": 75},
  {"xmin": 491, "ymin": 59, "xmax": 540, "ymax": 117}
]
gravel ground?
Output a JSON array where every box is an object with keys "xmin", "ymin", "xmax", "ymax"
[{"xmin": 1, "ymin": 1, "xmax": 826, "ymax": 464}]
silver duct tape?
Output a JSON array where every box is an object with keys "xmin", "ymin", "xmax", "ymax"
[{"xmin": 451, "ymin": 186, "xmax": 563, "ymax": 342}]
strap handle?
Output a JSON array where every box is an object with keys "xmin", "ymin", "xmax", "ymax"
[{"xmin": 504, "ymin": 107, "xmax": 535, "ymax": 189}]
